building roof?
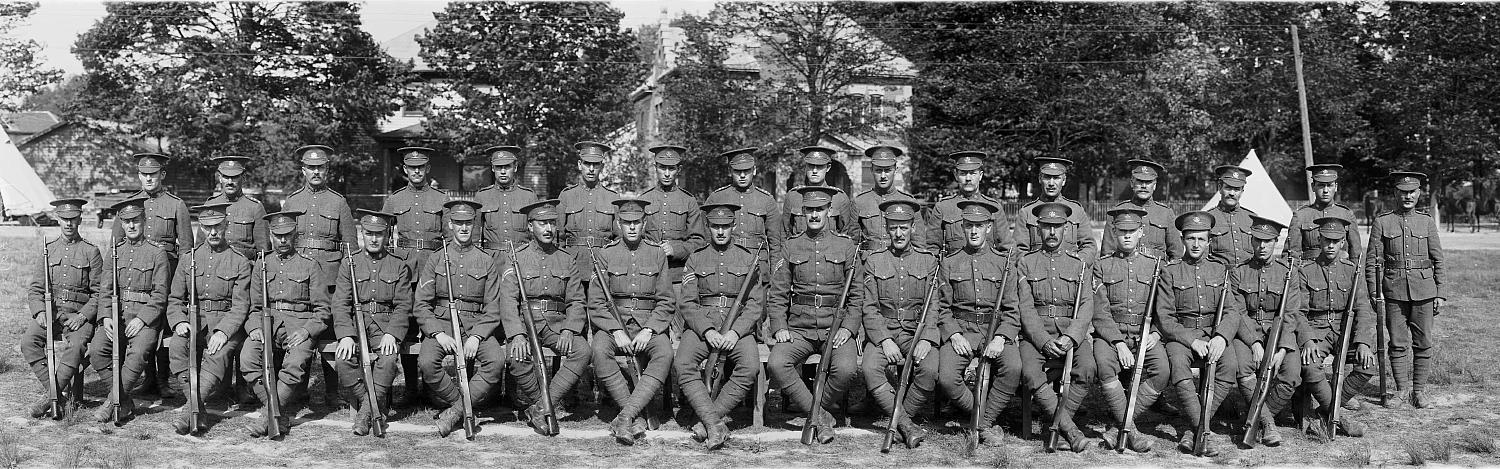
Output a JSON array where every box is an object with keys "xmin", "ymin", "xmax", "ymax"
[
  {"xmin": 381, "ymin": 22, "xmax": 437, "ymax": 73},
  {"xmin": 2, "ymin": 111, "xmax": 61, "ymax": 136}
]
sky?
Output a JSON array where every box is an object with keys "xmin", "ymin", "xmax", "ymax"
[{"xmin": 14, "ymin": 0, "xmax": 716, "ymax": 77}]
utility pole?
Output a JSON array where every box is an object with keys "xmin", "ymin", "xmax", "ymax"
[{"xmin": 1292, "ymin": 25, "xmax": 1316, "ymax": 201}]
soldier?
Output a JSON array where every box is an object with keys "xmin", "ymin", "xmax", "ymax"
[
  {"xmin": 382, "ymin": 146, "xmax": 448, "ymax": 272},
  {"xmin": 1157, "ymin": 211, "xmax": 1243, "ymax": 456},
  {"xmin": 206, "ymin": 155, "xmax": 268, "ymax": 259},
  {"xmin": 1287, "ymin": 164, "xmax": 1361, "ymax": 260},
  {"xmin": 588, "ymin": 198, "xmax": 675, "ymax": 445},
  {"xmin": 332, "ymin": 209, "xmax": 413, "ymax": 437},
  {"xmin": 675, "ymin": 203, "xmax": 764, "ymax": 449},
  {"xmin": 1207, "ymin": 165, "xmax": 1258, "ymax": 266},
  {"xmin": 281, "ymin": 145, "xmax": 357, "ymax": 292},
  {"xmin": 167, "ymin": 203, "xmax": 253, "ymax": 435},
  {"xmin": 852, "ymin": 146, "xmax": 927, "ymax": 251},
  {"xmin": 782, "ymin": 146, "xmax": 860, "ymax": 240},
  {"xmin": 1230, "ymin": 215, "xmax": 1303, "ymax": 446},
  {"xmin": 766, "ymin": 186, "xmax": 864, "ymax": 443},
  {"xmin": 1298, "ymin": 215, "xmax": 1373, "ymax": 438},
  {"xmin": 705, "ymin": 148, "xmax": 783, "ymax": 275},
  {"xmin": 114, "ymin": 153, "xmax": 193, "ymax": 267},
  {"xmin": 1102, "ymin": 159, "xmax": 1182, "ymax": 260},
  {"xmin": 639, "ymin": 145, "xmax": 707, "ymax": 299},
  {"xmin": 414, "ymin": 200, "xmax": 505, "ymax": 437},
  {"xmin": 90, "ymin": 196, "xmax": 171, "ymax": 423},
  {"xmin": 559, "ymin": 141, "xmax": 619, "ymax": 276},
  {"xmin": 1015, "ymin": 202, "xmax": 1095, "ymax": 452},
  {"xmin": 1016, "ymin": 158, "xmax": 1097, "ymax": 261},
  {"xmin": 859, "ymin": 198, "xmax": 944, "ymax": 449},
  {"xmin": 502, "ymin": 199, "xmax": 590, "ymax": 436},
  {"xmin": 1092, "ymin": 207, "xmax": 1169, "ymax": 453},
  {"xmin": 929, "ymin": 151, "xmax": 1013, "ymax": 253},
  {"xmin": 24, "ymin": 198, "xmax": 102, "ymax": 418},
  {"xmin": 936, "ymin": 199, "xmax": 1022, "ymax": 446},
  {"xmin": 240, "ymin": 211, "xmax": 332, "ymax": 438},
  {"xmin": 475, "ymin": 145, "xmax": 537, "ymax": 251},
  {"xmin": 1366, "ymin": 171, "xmax": 1444, "ymax": 409}
]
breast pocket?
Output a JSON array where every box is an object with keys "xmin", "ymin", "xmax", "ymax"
[
  {"xmin": 308, "ymin": 212, "xmax": 338, "ymax": 237},
  {"xmin": 605, "ymin": 264, "xmax": 634, "ymax": 294},
  {"xmin": 126, "ymin": 264, "xmax": 155, "ymax": 291},
  {"xmin": 148, "ymin": 213, "xmax": 177, "ymax": 239},
  {"xmin": 372, "ymin": 269, "xmax": 401, "ymax": 301},
  {"xmin": 458, "ymin": 266, "xmax": 486, "ymax": 298},
  {"xmin": 786, "ymin": 252, "xmax": 815, "ymax": 283},
  {"xmin": 206, "ymin": 273, "xmax": 236, "ymax": 298},
  {"xmin": 228, "ymin": 218, "xmax": 255, "ymax": 242},
  {"xmin": 280, "ymin": 270, "xmax": 312, "ymax": 300}
]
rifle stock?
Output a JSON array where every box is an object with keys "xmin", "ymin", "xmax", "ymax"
[
  {"xmin": 800, "ymin": 261, "xmax": 860, "ymax": 446},
  {"xmin": 441, "ymin": 241, "xmax": 477, "ymax": 440},
  {"xmin": 344, "ymin": 243, "xmax": 385, "ymax": 437},
  {"xmin": 1116, "ymin": 255, "xmax": 1165, "ymax": 452},
  {"xmin": 1045, "ymin": 262, "xmax": 1091, "ymax": 453},
  {"xmin": 506, "ymin": 240, "xmax": 558, "ymax": 436},
  {"xmin": 881, "ymin": 257, "xmax": 943, "ymax": 453}
]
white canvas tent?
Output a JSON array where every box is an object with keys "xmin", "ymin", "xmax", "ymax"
[
  {"xmin": 0, "ymin": 133, "xmax": 57, "ymax": 218},
  {"xmin": 1202, "ymin": 150, "xmax": 1294, "ymax": 249}
]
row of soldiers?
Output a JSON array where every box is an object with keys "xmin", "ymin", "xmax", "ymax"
[{"xmin": 22, "ymin": 142, "xmax": 1443, "ymax": 455}]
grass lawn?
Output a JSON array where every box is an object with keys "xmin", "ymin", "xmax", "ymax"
[{"xmin": 0, "ymin": 225, "xmax": 1497, "ymax": 467}]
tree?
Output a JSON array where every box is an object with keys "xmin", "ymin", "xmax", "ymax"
[
  {"xmin": 416, "ymin": 2, "xmax": 642, "ymax": 195},
  {"xmin": 73, "ymin": 2, "xmax": 408, "ymax": 189},
  {"xmin": 1, "ymin": 2, "xmax": 62, "ymax": 112}
]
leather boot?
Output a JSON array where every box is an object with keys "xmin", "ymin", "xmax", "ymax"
[
  {"xmin": 980, "ymin": 425, "xmax": 1007, "ymax": 446},
  {"xmin": 1410, "ymin": 386, "xmax": 1427, "ymax": 409},
  {"xmin": 609, "ymin": 414, "xmax": 635, "ymax": 445},
  {"xmin": 706, "ymin": 420, "xmax": 730, "ymax": 450},
  {"xmin": 897, "ymin": 416, "xmax": 927, "ymax": 449},
  {"xmin": 524, "ymin": 402, "xmax": 556, "ymax": 436},
  {"xmin": 245, "ymin": 383, "xmax": 276, "ymax": 438},
  {"xmin": 1178, "ymin": 430, "xmax": 1220, "ymax": 457},
  {"xmin": 1337, "ymin": 416, "xmax": 1366, "ymax": 437},
  {"xmin": 1059, "ymin": 383, "xmax": 1092, "ymax": 453},
  {"xmin": 351, "ymin": 396, "xmax": 372, "ymax": 436},
  {"xmin": 813, "ymin": 407, "xmax": 836, "ymax": 444},
  {"xmin": 434, "ymin": 406, "xmax": 464, "ymax": 438}
]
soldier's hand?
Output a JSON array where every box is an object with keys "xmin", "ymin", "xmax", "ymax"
[
  {"xmin": 831, "ymin": 327, "xmax": 852, "ymax": 349},
  {"xmin": 1302, "ymin": 340, "xmax": 1323, "ymax": 366},
  {"xmin": 722, "ymin": 330, "xmax": 740, "ymax": 349},
  {"xmin": 434, "ymin": 332, "xmax": 458, "ymax": 353},
  {"xmin": 632, "ymin": 329, "xmax": 654, "ymax": 353},
  {"xmin": 1142, "ymin": 331, "xmax": 1161, "ymax": 352},
  {"xmin": 704, "ymin": 330, "xmax": 725, "ymax": 350},
  {"xmin": 248, "ymin": 328, "xmax": 264, "ymax": 343},
  {"xmin": 64, "ymin": 313, "xmax": 87, "ymax": 331},
  {"xmin": 913, "ymin": 339, "xmax": 934, "ymax": 362},
  {"xmin": 464, "ymin": 336, "xmax": 480, "ymax": 360},
  {"xmin": 1435, "ymin": 297, "xmax": 1446, "ymax": 313},
  {"xmin": 125, "ymin": 317, "xmax": 145, "ymax": 338},
  {"xmin": 508, "ymin": 336, "xmax": 530, "ymax": 362},
  {"xmin": 1208, "ymin": 336, "xmax": 1227, "ymax": 363},
  {"xmin": 336, "ymin": 337, "xmax": 356, "ymax": 361},
  {"xmin": 1356, "ymin": 343, "xmax": 1374, "ymax": 369},
  {"xmin": 950, "ymin": 333, "xmax": 973, "ymax": 358},
  {"xmin": 983, "ymin": 336, "xmax": 1006, "ymax": 359},
  {"xmin": 287, "ymin": 328, "xmax": 309, "ymax": 347},
  {"xmin": 557, "ymin": 330, "xmax": 576, "ymax": 355},
  {"xmin": 1115, "ymin": 342, "xmax": 1134, "ymax": 369},
  {"xmin": 1272, "ymin": 348, "xmax": 1288, "ymax": 366},
  {"xmin": 100, "ymin": 318, "xmax": 116, "ymax": 342},
  {"xmin": 661, "ymin": 243, "xmax": 675, "ymax": 258},
  {"xmin": 33, "ymin": 312, "xmax": 45, "ymax": 327},
  {"xmin": 881, "ymin": 339, "xmax": 904, "ymax": 365},
  {"xmin": 1191, "ymin": 338, "xmax": 1210, "ymax": 359},
  {"xmin": 174, "ymin": 322, "xmax": 191, "ymax": 337},
  {"xmin": 773, "ymin": 329, "xmax": 792, "ymax": 344},
  {"xmin": 612, "ymin": 330, "xmax": 632, "ymax": 353},
  {"xmin": 379, "ymin": 334, "xmax": 398, "ymax": 356},
  {"xmin": 1251, "ymin": 342, "xmax": 1265, "ymax": 365},
  {"xmin": 206, "ymin": 331, "xmax": 228, "ymax": 355}
]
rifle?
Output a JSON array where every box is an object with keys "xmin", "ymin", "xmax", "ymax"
[
  {"xmin": 704, "ymin": 245, "xmax": 765, "ymax": 400},
  {"xmin": 799, "ymin": 259, "xmax": 860, "ymax": 446},
  {"xmin": 880, "ymin": 257, "xmax": 943, "ymax": 453},
  {"xmin": 1115, "ymin": 255, "xmax": 1165, "ymax": 452},
  {"xmin": 1326, "ymin": 248, "xmax": 1367, "ymax": 439},
  {"xmin": 1194, "ymin": 285, "xmax": 1232, "ymax": 457},
  {"xmin": 1045, "ymin": 263, "xmax": 1092, "ymax": 453},
  {"xmin": 344, "ymin": 243, "xmax": 385, "ymax": 437},
  {"xmin": 1242, "ymin": 254, "xmax": 1299, "ymax": 447},
  {"xmin": 109, "ymin": 232, "xmax": 125, "ymax": 423},
  {"xmin": 964, "ymin": 249, "xmax": 1019, "ymax": 457},
  {"xmin": 187, "ymin": 242, "xmax": 203, "ymax": 434},
  {"xmin": 259, "ymin": 251, "xmax": 283, "ymax": 439},
  {"xmin": 35, "ymin": 221, "xmax": 62, "ymax": 419},
  {"xmin": 440, "ymin": 240, "xmax": 477, "ymax": 440},
  {"xmin": 584, "ymin": 247, "xmax": 645, "ymax": 397},
  {"xmin": 1373, "ymin": 264, "xmax": 1389, "ymax": 406},
  {"xmin": 505, "ymin": 240, "xmax": 559, "ymax": 436}
]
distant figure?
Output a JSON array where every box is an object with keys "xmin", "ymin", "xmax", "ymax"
[{"xmin": 1363, "ymin": 191, "xmax": 1383, "ymax": 226}]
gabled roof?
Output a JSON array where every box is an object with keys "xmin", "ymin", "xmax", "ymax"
[
  {"xmin": 381, "ymin": 22, "xmax": 437, "ymax": 73},
  {"xmin": 2, "ymin": 111, "xmax": 60, "ymax": 135}
]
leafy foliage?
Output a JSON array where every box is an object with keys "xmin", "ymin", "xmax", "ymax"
[{"xmin": 0, "ymin": 2, "xmax": 62, "ymax": 112}]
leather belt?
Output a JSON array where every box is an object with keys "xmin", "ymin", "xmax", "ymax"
[
  {"xmin": 878, "ymin": 306, "xmax": 920, "ymax": 321},
  {"xmin": 50, "ymin": 288, "xmax": 91, "ymax": 304},
  {"xmin": 436, "ymin": 298, "xmax": 481, "ymax": 314},
  {"xmin": 357, "ymin": 301, "xmax": 393, "ymax": 314},
  {"xmin": 792, "ymin": 293, "xmax": 842, "ymax": 308},
  {"xmin": 122, "ymin": 290, "xmax": 152, "ymax": 303},
  {"xmin": 271, "ymin": 300, "xmax": 310, "ymax": 312},
  {"xmin": 566, "ymin": 236, "xmax": 608, "ymax": 248},
  {"xmin": 198, "ymin": 299, "xmax": 231, "ymax": 312},
  {"xmin": 1305, "ymin": 310, "xmax": 1337, "ymax": 325},
  {"xmin": 951, "ymin": 309, "xmax": 993, "ymax": 323},
  {"xmin": 699, "ymin": 295, "xmax": 735, "ymax": 308},
  {"xmin": 146, "ymin": 239, "xmax": 178, "ymax": 253},
  {"xmin": 482, "ymin": 240, "xmax": 515, "ymax": 251},
  {"xmin": 1245, "ymin": 309, "xmax": 1278, "ymax": 322},
  {"xmin": 295, "ymin": 238, "xmax": 339, "ymax": 250},
  {"xmin": 396, "ymin": 238, "xmax": 442, "ymax": 250},
  {"xmin": 526, "ymin": 298, "xmax": 566, "ymax": 314},
  {"xmin": 1172, "ymin": 313, "xmax": 1218, "ymax": 329},
  {"xmin": 734, "ymin": 238, "xmax": 765, "ymax": 250},
  {"xmin": 1112, "ymin": 312, "xmax": 1145, "ymax": 326},
  {"xmin": 1384, "ymin": 259, "xmax": 1433, "ymax": 269},
  {"xmin": 612, "ymin": 297, "xmax": 656, "ymax": 311}
]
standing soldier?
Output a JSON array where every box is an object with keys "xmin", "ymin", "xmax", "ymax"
[
  {"xmin": 1093, "ymin": 208, "xmax": 1169, "ymax": 453},
  {"xmin": 705, "ymin": 148, "xmax": 783, "ymax": 275},
  {"xmin": 675, "ymin": 203, "xmax": 764, "ymax": 449},
  {"xmin": 206, "ymin": 155, "xmax": 268, "ymax": 259},
  {"xmin": 167, "ymin": 203, "xmax": 253, "ymax": 435},
  {"xmin": 1015, "ymin": 202, "xmax": 1095, "ymax": 452},
  {"xmin": 853, "ymin": 146, "xmax": 927, "ymax": 251},
  {"xmin": 241, "ymin": 211, "xmax": 332, "ymax": 438},
  {"xmin": 1207, "ymin": 165, "xmax": 1258, "ymax": 266},
  {"xmin": 559, "ymin": 141, "xmax": 619, "ymax": 278},
  {"xmin": 382, "ymin": 147, "xmax": 448, "ymax": 272},
  {"xmin": 929, "ymin": 151, "xmax": 1013, "ymax": 253},
  {"xmin": 1366, "ymin": 171, "xmax": 1444, "ymax": 409},
  {"xmin": 1157, "ymin": 211, "xmax": 1242, "ymax": 456},
  {"xmin": 1231, "ymin": 215, "xmax": 1303, "ymax": 447},
  {"xmin": 281, "ymin": 145, "xmax": 357, "ymax": 292},
  {"xmin": 503, "ymin": 199, "xmax": 590, "ymax": 436},
  {"xmin": 936, "ymin": 199, "xmax": 1022, "ymax": 446},
  {"xmin": 332, "ymin": 210, "xmax": 413, "ymax": 437},
  {"xmin": 414, "ymin": 200, "xmax": 505, "ymax": 437},
  {"xmin": 639, "ymin": 145, "xmax": 707, "ymax": 303},
  {"xmin": 90, "ymin": 196, "xmax": 171, "ymax": 423},
  {"xmin": 766, "ymin": 186, "xmax": 864, "ymax": 443},
  {"xmin": 1287, "ymin": 164, "xmax": 1361, "ymax": 261},
  {"xmin": 589, "ymin": 198, "xmax": 675, "ymax": 445},
  {"xmin": 114, "ymin": 153, "xmax": 193, "ymax": 267},
  {"xmin": 1102, "ymin": 159, "xmax": 1182, "ymax": 260},
  {"xmin": 1298, "ymin": 215, "xmax": 1373, "ymax": 438},
  {"xmin": 1016, "ymin": 158, "xmax": 1097, "ymax": 261},
  {"xmin": 782, "ymin": 146, "xmax": 860, "ymax": 240},
  {"xmin": 24, "ymin": 198, "xmax": 102, "ymax": 418},
  {"xmin": 475, "ymin": 145, "xmax": 537, "ymax": 251},
  {"xmin": 860, "ymin": 198, "xmax": 944, "ymax": 449}
]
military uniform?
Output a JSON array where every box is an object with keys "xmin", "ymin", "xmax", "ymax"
[
  {"xmin": 23, "ymin": 199, "xmax": 102, "ymax": 417},
  {"xmin": 1101, "ymin": 160, "xmax": 1183, "ymax": 260},
  {"xmin": 1287, "ymin": 164, "xmax": 1362, "ymax": 260},
  {"xmin": 1365, "ymin": 171, "xmax": 1444, "ymax": 407},
  {"xmin": 331, "ymin": 210, "xmax": 412, "ymax": 436},
  {"xmin": 113, "ymin": 154, "xmax": 193, "ymax": 264},
  {"xmin": 382, "ymin": 147, "xmax": 448, "ymax": 273},
  {"xmin": 241, "ymin": 211, "xmax": 332, "ymax": 437},
  {"xmin": 282, "ymin": 146, "xmax": 358, "ymax": 290},
  {"xmin": 413, "ymin": 200, "xmax": 506, "ymax": 435},
  {"xmin": 675, "ymin": 203, "xmax": 764, "ymax": 449},
  {"xmin": 1298, "ymin": 216, "xmax": 1373, "ymax": 435},
  {"xmin": 766, "ymin": 186, "xmax": 864, "ymax": 442},
  {"xmin": 1091, "ymin": 208, "xmax": 1168, "ymax": 452},
  {"xmin": 782, "ymin": 146, "xmax": 860, "ymax": 241},
  {"xmin": 205, "ymin": 155, "xmax": 269, "ymax": 259},
  {"xmin": 475, "ymin": 146, "xmax": 538, "ymax": 251},
  {"xmin": 89, "ymin": 197, "xmax": 171, "ymax": 422},
  {"xmin": 559, "ymin": 141, "xmax": 619, "ymax": 258},
  {"xmin": 166, "ymin": 203, "xmax": 252, "ymax": 434},
  {"xmin": 705, "ymin": 148, "xmax": 784, "ymax": 273},
  {"xmin": 928, "ymin": 152, "xmax": 1013, "ymax": 253},
  {"xmin": 1230, "ymin": 216, "xmax": 1304, "ymax": 445},
  {"xmin": 1014, "ymin": 202, "xmax": 1095, "ymax": 452},
  {"xmin": 1207, "ymin": 165, "xmax": 1258, "ymax": 266},
  {"xmin": 852, "ymin": 146, "xmax": 928, "ymax": 251},
  {"xmin": 640, "ymin": 145, "xmax": 708, "ymax": 283},
  {"xmin": 1015, "ymin": 158, "xmax": 1097, "ymax": 261}
]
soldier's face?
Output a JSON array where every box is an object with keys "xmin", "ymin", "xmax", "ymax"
[
  {"xmin": 1182, "ymin": 231, "xmax": 1208, "ymax": 259},
  {"xmin": 955, "ymin": 168, "xmax": 982, "ymax": 193},
  {"xmin": 1132, "ymin": 178, "xmax": 1156, "ymax": 201},
  {"xmin": 887, "ymin": 220, "xmax": 912, "ymax": 250},
  {"xmin": 302, "ymin": 165, "xmax": 327, "ymax": 187},
  {"xmin": 363, "ymin": 229, "xmax": 388, "ymax": 254},
  {"xmin": 60, "ymin": 216, "xmax": 79, "ymax": 238},
  {"xmin": 1116, "ymin": 226, "xmax": 1141, "ymax": 252},
  {"xmin": 530, "ymin": 219, "xmax": 556, "ymax": 244},
  {"xmin": 805, "ymin": 163, "xmax": 829, "ymax": 185},
  {"xmin": 203, "ymin": 223, "xmax": 226, "ymax": 246},
  {"xmin": 578, "ymin": 161, "xmax": 603, "ymax": 183},
  {"xmin": 804, "ymin": 205, "xmax": 828, "ymax": 231},
  {"xmin": 138, "ymin": 171, "xmax": 162, "ymax": 192},
  {"xmin": 1314, "ymin": 181, "xmax": 1337, "ymax": 204},
  {"xmin": 272, "ymin": 232, "xmax": 295, "ymax": 253},
  {"xmin": 403, "ymin": 164, "xmax": 429, "ymax": 186},
  {"xmin": 217, "ymin": 173, "xmax": 241, "ymax": 197},
  {"xmin": 450, "ymin": 219, "xmax": 473, "ymax": 244},
  {"xmin": 1218, "ymin": 183, "xmax": 1242, "ymax": 208},
  {"xmin": 1398, "ymin": 188, "xmax": 1420, "ymax": 209},
  {"xmin": 121, "ymin": 216, "xmax": 144, "ymax": 240},
  {"xmin": 492, "ymin": 164, "xmax": 515, "ymax": 186},
  {"xmin": 1251, "ymin": 236, "xmax": 1274, "ymax": 261},
  {"xmin": 656, "ymin": 163, "xmax": 679, "ymax": 188},
  {"xmin": 619, "ymin": 218, "xmax": 644, "ymax": 243},
  {"xmin": 873, "ymin": 166, "xmax": 894, "ymax": 190},
  {"xmin": 1040, "ymin": 222, "xmax": 1063, "ymax": 250},
  {"xmin": 1320, "ymin": 236, "xmax": 1343, "ymax": 261},
  {"xmin": 963, "ymin": 220, "xmax": 991, "ymax": 249},
  {"xmin": 709, "ymin": 223, "xmax": 733, "ymax": 246},
  {"xmin": 1040, "ymin": 173, "xmax": 1065, "ymax": 198},
  {"xmin": 731, "ymin": 168, "xmax": 755, "ymax": 188}
]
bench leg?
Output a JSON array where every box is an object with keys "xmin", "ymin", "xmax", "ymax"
[
  {"xmin": 753, "ymin": 362, "xmax": 767, "ymax": 428},
  {"xmin": 400, "ymin": 353, "xmax": 422, "ymax": 407},
  {"xmin": 1019, "ymin": 386, "xmax": 1033, "ymax": 439},
  {"xmin": 321, "ymin": 352, "xmax": 340, "ymax": 408}
]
